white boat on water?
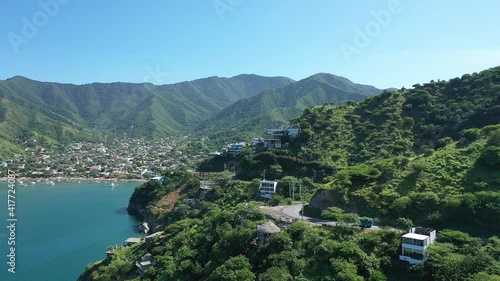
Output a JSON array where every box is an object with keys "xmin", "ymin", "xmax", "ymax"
[
  {"xmin": 46, "ymin": 181, "xmax": 55, "ymax": 186},
  {"xmin": 109, "ymin": 182, "xmax": 115, "ymax": 187},
  {"xmin": 141, "ymin": 222, "xmax": 150, "ymax": 234}
]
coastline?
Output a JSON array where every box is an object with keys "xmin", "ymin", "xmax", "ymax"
[{"xmin": 0, "ymin": 176, "xmax": 147, "ymax": 184}]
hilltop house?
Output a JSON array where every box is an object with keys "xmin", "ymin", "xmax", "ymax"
[
  {"xmin": 226, "ymin": 142, "xmax": 245, "ymax": 153},
  {"xmin": 200, "ymin": 180, "xmax": 216, "ymax": 198},
  {"xmin": 259, "ymin": 180, "xmax": 278, "ymax": 199},
  {"xmin": 136, "ymin": 253, "xmax": 155, "ymax": 275},
  {"xmin": 262, "ymin": 138, "xmax": 282, "ymax": 149},
  {"xmin": 266, "ymin": 125, "xmax": 300, "ymax": 138},
  {"xmin": 150, "ymin": 176, "xmax": 166, "ymax": 184},
  {"xmin": 399, "ymin": 227, "xmax": 436, "ymax": 265},
  {"xmin": 124, "ymin": 237, "xmax": 143, "ymax": 246}
]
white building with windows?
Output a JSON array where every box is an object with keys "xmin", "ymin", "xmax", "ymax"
[
  {"xmin": 266, "ymin": 126, "xmax": 300, "ymax": 138},
  {"xmin": 259, "ymin": 180, "xmax": 278, "ymax": 199},
  {"xmin": 227, "ymin": 142, "xmax": 245, "ymax": 153},
  {"xmin": 399, "ymin": 227, "xmax": 436, "ymax": 265}
]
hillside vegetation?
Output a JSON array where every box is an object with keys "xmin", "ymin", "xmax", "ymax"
[
  {"xmin": 283, "ymin": 67, "xmax": 500, "ymax": 232},
  {"xmin": 198, "ymin": 73, "xmax": 381, "ymax": 141},
  {"xmin": 200, "ymin": 67, "xmax": 500, "ymax": 233},
  {"xmin": 80, "ymin": 66, "xmax": 500, "ymax": 280},
  {"xmin": 80, "ymin": 171, "xmax": 500, "ymax": 281},
  {"xmin": 0, "ymin": 74, "xmax": 293, "ymax": 154}
]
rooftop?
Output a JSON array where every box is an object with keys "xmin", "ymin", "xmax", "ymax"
[
  {"xmin": 412, "ymin": 227, "xmax": 435, "ymax": 236},
  {"xmin": 402, "ymin": 233, "xmax": 429, "ymax": 241},
  {"xmin": 145, "ymin": 231, "xmax": 164, "ymax": 239},
  {"xmin": 124, "ymin": 237, "xmax": 143, "ymax": 244},
  {"xmin": 257, "ymin": 220, "xmax": 281, "ymax": 234}
]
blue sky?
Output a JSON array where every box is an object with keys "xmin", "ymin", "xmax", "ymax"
[{"xmin": 1, "ymin": 0, "xmax": 500, "ymax": 89}]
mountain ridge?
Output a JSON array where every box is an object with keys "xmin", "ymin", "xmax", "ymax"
[
  {"xmin": 197, "ymin": 72, "xmax": 382, "ymax": 140},
  {"xmin": 0, "ymin": 74, "xmax": 295, "ymax": 156}
]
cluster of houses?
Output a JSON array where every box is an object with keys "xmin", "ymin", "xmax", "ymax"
[
  {"xmin": 220, "ymin": 125, "xmax": 300, "ymax": 154},
  {"xmin": 0, "ymin": 137, "xmax": 208, "ymax": 180}
]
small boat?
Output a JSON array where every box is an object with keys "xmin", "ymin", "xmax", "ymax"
[
  {"xmin": 140, "ymin": 222, "xmax": 150, "ymax": 234},
  {"xmin": 46, "ymin": 181, "xmax": 55, "ymax": 186},
  {"xmin": 109, "ymin": 183, "xmax": 116, "ymax": 187}
]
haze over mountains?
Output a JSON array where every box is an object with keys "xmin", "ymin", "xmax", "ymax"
[{"xmin": 0, "ymin": 73, "xmax": 381, "ymax": 155}]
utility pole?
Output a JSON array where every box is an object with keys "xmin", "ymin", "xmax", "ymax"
[
  {"xmin": 263, "ymin": 169, "xmax": 266, "ymax": 180},
  {"xmin": 299, "ymin": 180, "xmax": 304, "ymax": 221}
]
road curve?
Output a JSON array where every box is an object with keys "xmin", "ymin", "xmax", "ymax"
[{"xmin": 261, "ymin": 204, "xmax": 384, "ymax": 230}]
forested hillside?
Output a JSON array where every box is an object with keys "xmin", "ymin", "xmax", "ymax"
[
  {"xmin": 199, "ymin": 67, "xmax": 500, "ymax": 233},
  {"xmin": 78, "ymin": 67, "xmax": 500, "ymax": 281},
  {"xmin": 0, "ymin": 75, "xmax": 292, "ymax": 155},
  {"xmin": 197, "ymin": 73, "xmax": 381, "ymax": 141},
  {"xmin": 80, "ymin": 170, "xmax": 500, "ymax": 281},
  {"xmin": 293, "ymin": 67, "xmax": 500, "ymax": 166}
]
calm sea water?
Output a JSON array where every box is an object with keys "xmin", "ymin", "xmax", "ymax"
[{"xmin": 0, "ymin": 180, "xmax": 142, "ymax": 281}]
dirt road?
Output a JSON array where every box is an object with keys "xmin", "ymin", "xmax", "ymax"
[{"xmin": 260, "ymin": 204, "xmax": 384, "ymax": 230}]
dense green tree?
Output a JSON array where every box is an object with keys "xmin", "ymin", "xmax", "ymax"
[
  {"xmin": 209, "ymin": 255, "xmax": 256, "ymax": 281},
  {"xmin": 259, "ymin": 266, "xmax": 293, "ymax": 281}
]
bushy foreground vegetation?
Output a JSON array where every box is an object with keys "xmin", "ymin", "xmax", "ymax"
[{"xmin": 80, "ymin": 172, "xmax": 499, "ymax": 281}]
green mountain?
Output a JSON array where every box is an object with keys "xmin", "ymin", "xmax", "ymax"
[
  {"xmin": 290, "ymin": 67, "xmax": 500, "ymax": 234},
  {"xmin": 0, "ymin": 74, "xmax": 293, "ymax": 155},
  {"xmin": 197, "ymin": 73, "xmax": 382, "ymax": 140},
  {"xmin": 78, "ymin": 67, "xmax": 500, "ymax": 281},
  {"xmin": 203, "ymin": 66, "xmax": 500, "ymax": 233},
  {"xmin": 291, "ymin": 67, "xmax": 500, "ymax": 167}
]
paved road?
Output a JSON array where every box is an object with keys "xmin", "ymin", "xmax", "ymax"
[{"xmin": 261, "ymin": 204, "xmax": 384, "ymax": 231}]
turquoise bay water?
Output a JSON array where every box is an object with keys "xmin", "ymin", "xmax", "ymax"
[{"xmin": 0, "ymin": 181, "xmax": 142, "ymax": 281}]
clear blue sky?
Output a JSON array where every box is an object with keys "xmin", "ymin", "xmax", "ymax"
[{"xmin": 1, "ymin": 0, "xmax": 500, "ymax": 89}]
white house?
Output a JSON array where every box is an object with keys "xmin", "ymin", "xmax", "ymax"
[
  {"xmin": 399, "ymin": 227, "xmax": 436, "ymax": 265},
  {"xmin": 227, "ymin": 142, "xmax": 245, "ymax": 153},
  {"xmin": 259, "ymin": 180, "xmax": 278, "ymax": 199},
  {"xmin": 150, "ymin": 176, "xmax": 166, "ymax": 184},
  {"xmin": 266, "ymin": 126, "xmax": 300, "ymax": 138},
  {"xmin": 262, "ymin": 138, "xmax": 282, "ymax": 149}
]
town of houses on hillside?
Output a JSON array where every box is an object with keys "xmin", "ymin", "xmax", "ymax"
[
  {"xmin": 222, "ymin": 125, "xmax": 300, "ymax": 154},
  {"xmin": 1, "ymin": 125, "xmax": 300, "ymax": 181},
  {"xmin": 0, "ymin": 136, "xmax": 209, "ymax": 181}
]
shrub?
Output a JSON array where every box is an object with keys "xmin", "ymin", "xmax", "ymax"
[
  {"xmin": 479, "ymin": 146, "xmax": 500, "ymax": 167},
  {"xmin": 461, "ymin": 128, "xmax": 481, "ymax": 143}
]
